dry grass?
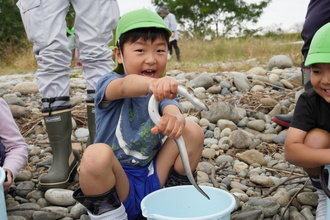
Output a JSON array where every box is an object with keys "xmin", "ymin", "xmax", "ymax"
[
  {"xmin": 0, "ymin": 43, "xmax": 37, "ymax": 75},
  {"xmin": 167, "ymin": 36, "xmax": 303, "ymax": 72},
  {"xmin": 0, "ymin": 34, "xmax": 303, "ymax": 75}
]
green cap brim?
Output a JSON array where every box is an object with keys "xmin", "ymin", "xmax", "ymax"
[
  {"xmin": 305, "ymin": 23, "xmax": 330, "ymax": 66},
  {"xmin": 305, "ymin": 53, "xmax": 330, "ymax": 66}
]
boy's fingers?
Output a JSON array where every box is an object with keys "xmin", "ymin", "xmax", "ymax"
[{"xmin": 150, "ymin": 126, "xmax": 159, "ymax": 134}]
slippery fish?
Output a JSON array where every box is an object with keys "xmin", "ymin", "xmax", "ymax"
[{"xmin": 148, "ymin": 85, "xmax": 210, "ymax": 200}]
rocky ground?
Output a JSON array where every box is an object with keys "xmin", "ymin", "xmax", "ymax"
[{"xmin": 1, "ymin": 55, "xmax": 319, "ymax": 220}]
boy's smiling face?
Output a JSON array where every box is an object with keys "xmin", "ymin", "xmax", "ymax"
[
  {"xmin": 115, "ymin": 37, "xmax": 168, "ymax": 78},
  {"xmin": 311, "ymin": 63, "xmax": 330, "ymax": 103}
]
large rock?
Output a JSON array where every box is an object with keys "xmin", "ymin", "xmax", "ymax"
[
  {"xmin": 12, "ymin": 81, "xmax": 39, "ymax": 95},
  {"xmin": 233, "ymin": 72, "xmax": 251, "ymax": 92},
  {"xmin": 236, "ymin": 149, "xmax": 267, "ymax": 165},
  {"xmin": 44, "ymin": 189, "xmax": 76, "ymax": 206},
  {"xmin": 9, "ymin": 105, "xmax": 31, "ymax": 118},
  {"xmin": 267, "ymin": 55, "xmax": 293, "ymax": 70},
  {"xmin": 230, "ymin": 130, "xmax": 252, "ymax": 149},
  {"xmin": 242, "ymin": 198, "xmax": 280, "ymax": 217},
  {"xmin": 187, "ymin": 73, "xmax": 214, "ymax": 89},
  {"xmin": 201, "ymin": 101, "xmax": 240, "ymax": 123}
]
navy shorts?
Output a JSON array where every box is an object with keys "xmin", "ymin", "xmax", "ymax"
[{"xmin": 122, "ymin": 159, "xmax": 161, "ymax": 220}]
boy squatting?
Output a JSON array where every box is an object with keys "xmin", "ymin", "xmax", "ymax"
[
  {"xmin": 285, "ymin": 22, "xmax": 330, "ymax": 220},
  {"xmin": 73, "ymin": 9, "xmax": 204, "ymax": 220}
]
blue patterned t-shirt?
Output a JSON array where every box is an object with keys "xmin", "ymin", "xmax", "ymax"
[{"xmin": 95, "ymin": 72, "xmax": 180, "ymax": 167}]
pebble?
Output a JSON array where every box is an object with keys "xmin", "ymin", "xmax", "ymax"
[{"xmin": 0, "ymin": 56, "xmax": 319, "ymax": 219}]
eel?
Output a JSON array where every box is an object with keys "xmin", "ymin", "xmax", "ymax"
[{"xmin": 148, "ymin": 85, "xmax": 210, "ymax": 200}]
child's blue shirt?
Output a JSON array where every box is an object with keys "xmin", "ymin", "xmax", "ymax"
[{"xmin": 94, "ymin": 72, "xmax": 180, "ymax": 167}]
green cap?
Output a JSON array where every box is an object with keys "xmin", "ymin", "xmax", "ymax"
[
  {"xmin": 115, "ymin": 9, "xmax": 171, "ymax": 44},
  {"xmin": 113, "ymin": 9, "xmax": 171, "ymax": 74},
  {"xmin": 305, "ymin": 23, "xmax": 330, "ymax": 66}
]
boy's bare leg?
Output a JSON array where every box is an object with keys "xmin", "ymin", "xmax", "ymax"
[
  {"xmin": 78, "ymin": 143, "xmax": 129, "ymax": 201},
  {"xmin": 303, "ymin": 128, "xmax": 330, "ymax": 176},
  {"xmin": 303, "ymin": 129, "xmax": 330, "ymax": 220},
  {"xmin": 156, "ymin": 120, "xmax": 204, "ymax": 186}
]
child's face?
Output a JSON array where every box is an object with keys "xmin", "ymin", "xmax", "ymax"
[
  {"xmin": 116, "ymin": 37, "xmax": 168, "ymax": 78},
  {"xmin": 311, "ymin": 63, "xmax": 330, "ymax": 103}
]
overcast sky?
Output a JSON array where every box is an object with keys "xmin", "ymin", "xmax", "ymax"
[{"xmin": 117, "ymin": 0, "xmax": 310, "ymax": 32}]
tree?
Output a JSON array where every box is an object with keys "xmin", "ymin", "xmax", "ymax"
[
  {"xmin": 0, "ymin": 0, "xmax": 26, "ymax": 48},
  {"xmin": 0, "ymin": 0, "xmax": 76, "ymax": 60},
  {"xmin": 152, "ymin": 0, "xmax": 271, "ymax": 38}
]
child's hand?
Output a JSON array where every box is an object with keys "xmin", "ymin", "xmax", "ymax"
[
  {"xmin": 149, "ymin": 76, "xmax": 178, "ymax": 101},
  {"xmin": 3, "ymin": 169, "xmax": 12, "ymax": 191},
  {"xmin": 151, "ymin": 112, "xmax": 185, "ymax": 139}
]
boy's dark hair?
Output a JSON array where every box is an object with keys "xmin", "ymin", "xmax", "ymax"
[{"xmin": 117, "ymin": 27, "xmax": 170, "ymax": 54}]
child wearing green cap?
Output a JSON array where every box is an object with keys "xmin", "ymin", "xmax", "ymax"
[
  {"xmin": 285, "ymin": 22, "xmax": 330, "ymax": 220},
  {"xmin": 73, "ymin": 9, "xmax": 204, "ymax": 220}
]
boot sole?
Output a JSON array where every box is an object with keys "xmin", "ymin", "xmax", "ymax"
[
  {"xmin": 272, "ymin": 117, "xmax": 290, "ymax": 128},
  {"xmin": 38, "ymin": 161, "xmax": 78, "ymax": 191}
]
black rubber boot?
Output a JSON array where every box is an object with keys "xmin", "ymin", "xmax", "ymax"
[
  {"xmin": 86, "ymin": 90, "xmax": 96, "ymax": 146},
  {"xmin": 86, "ymin": 103, "xmax": 96, "ymax": 146},
  {"xmin": 73, "ymin": 187, "xmax": 121, "ymax": 215},
  {"xmin": 165, "ymin": 169, "xmax": 197, "ymax": 187},
  {"xmin": 38, "ymin": 110, "xmax": 78, "ymax": 190},
  {"xmin": 272, "ymin": 114, "xmax": 292, "ymax": 128}
]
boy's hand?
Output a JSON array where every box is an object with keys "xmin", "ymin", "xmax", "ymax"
[
  {"xmin": 149, "ymin": 76, "xmax": 178, "ymax": 101},
  {"xmin": 151, "ymin": 112, "xmax": 185, "ymax": 139}
]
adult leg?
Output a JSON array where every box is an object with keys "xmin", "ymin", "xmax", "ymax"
[
  {"xmin": 74, "ymin": 47, "xmax": 82, "ymax": 68},
  {"xmin": 74, "ymin": 143, "xmax": 129, "ymax": 219},
  {"xmin": 171, "ymin": 40, "xmax": 181, "ymax": 61},
  {"xmin": 39, "ymin": 107, "xmax": 77, "ymax": 190},
  {"xmin": 168, "ymin": 41, "xmax": 173, "ymax": 56},
  {"xmin": 17, "ymin": 0, "xmax": 77, "ymax": 190},
  {"xmin": 156, "ymin": 120, "xmax": 204, "ymax": 186},
  {"xmin": 71, "ymin": 0, "xmax": 120, "ymax": 145}
]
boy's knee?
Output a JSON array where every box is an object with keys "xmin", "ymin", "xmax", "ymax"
[
  {"xmin": 305, "ymin": 128, "xmax": 330, "ymax": 148},
  {"xmin": 310, "ymin": 128, "xmax": 330, "ymax": 137},
  {"xmin": 184, "ymin": 120, "xmax": 204, "ymax": 139},
  {"xmin": 183, "ymin": 121, "xmax": 204, "ymax": 152},
  {"xmin": 80, "ymin": 143, "xmax": 114, "ymax": 174}
]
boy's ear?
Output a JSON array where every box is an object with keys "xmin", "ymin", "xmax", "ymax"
[{"xmin": 113, "ymin": 46, "xmax": 123, "ymax": 64}]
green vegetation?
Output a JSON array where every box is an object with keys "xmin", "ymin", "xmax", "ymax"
[
  {"xmin": 153, "ymin": 0, "xmax": 271, "ymax": 37},
  {"xmin": 0, "ymin": 0, "xmax": 303, "ymax": 75},
  {"xmin": 165, "ymin": 33, "xmax": 302, "ymax": 73},
  {"xmin": 1, "ymin": 33, "xmax": 303, "ymax": 75}
]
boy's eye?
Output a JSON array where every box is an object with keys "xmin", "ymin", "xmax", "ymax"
[
  {"xmin": 312, "ymin": 69, "xmax": 320, "ymax": 74},
  {"xmin": 136, "ymin": 49, "xmax": 144, "ymax": 52},
  {"xmin": 158, "ymin": 49, "xmax": 166, "ymax": 53}
]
